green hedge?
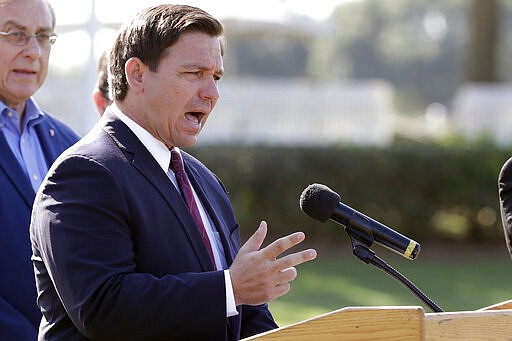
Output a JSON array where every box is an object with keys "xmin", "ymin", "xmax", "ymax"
[{"xmin": 186, "ymin": 142, "xmax": 512, "ymax": 246}]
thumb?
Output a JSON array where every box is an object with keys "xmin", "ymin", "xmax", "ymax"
[{"xmin": 240, "ymin": 221, "xmax": 268, "ymax": 253}]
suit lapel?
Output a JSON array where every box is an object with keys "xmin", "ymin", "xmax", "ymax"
[
  {"xmin": 34, "ymin": 118, "xmax": 63, "ymax": 168},
  {"xmin": 0, "ymin": 132, "xmax": 34, "ymax": 207},
  {"xmin": 184, "ymin": 155, "xmax": 237, "ymax": 264},
  {"xmin": 0, "ymin": 115, "xmax": 75, "ymax": 208},
  {"xmin": 100, "ymin": 109, "xmax": 215, "ymax": 271}
]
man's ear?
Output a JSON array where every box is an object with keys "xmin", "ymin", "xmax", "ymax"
[
  {"xmin": 125, "ymin": 57, "xmax": 146, "ymax": 93},
  {"xmin": 92, "ymin": 90, "xmax": 106, "ymax": 116}
]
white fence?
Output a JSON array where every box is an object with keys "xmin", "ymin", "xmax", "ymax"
[
  {"xmin": 451, "ymin": 83, "xmax": 512, "ymax": 146},
  {"xmin": 200, "ymin": 78, "xmax": 396, "ymax": 146}
]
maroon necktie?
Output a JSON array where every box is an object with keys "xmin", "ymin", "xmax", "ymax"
[{"xmin": 170, "ymin": 150, "xmax": 216, "ymax": 268}]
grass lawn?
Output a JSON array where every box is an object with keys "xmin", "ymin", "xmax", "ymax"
[{"xmin": 269, "ymin": 241, "xmax": 512, "ymax": 327}]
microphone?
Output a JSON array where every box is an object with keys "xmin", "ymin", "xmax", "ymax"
[{"xmin": 300, "ymin": 183, "xmax": 420, "ymax": 260}]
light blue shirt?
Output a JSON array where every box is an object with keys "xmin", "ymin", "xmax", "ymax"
[{"xmin": 0, "ymin": 98, "xmax": 49, "ymax": 192}]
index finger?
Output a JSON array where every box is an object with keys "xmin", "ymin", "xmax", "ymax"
[
  {"xmin": 275, "ymin": 248, "xmax": 317, "ymax": 270},
  {"xmin": 239, "ymin": 221, "xmax": 268, "ymax": 253},
  {"xmin": 261, "ymin": 232, "xmax": 306, "ymax": 260}
]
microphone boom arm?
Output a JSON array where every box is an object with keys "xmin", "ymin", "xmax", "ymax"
[{"xmin": 346, "ymin": 229, "xmax": 444, "ymax": 313}]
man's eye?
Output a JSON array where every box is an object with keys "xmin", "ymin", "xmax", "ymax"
[{"xmin": 37, "ymin": 33, "xmax": 50, "ymax": 40}]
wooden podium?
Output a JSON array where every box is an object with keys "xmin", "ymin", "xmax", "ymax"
[{"xmin": 243, "ymin": 300, "xmax": 512, "ymax": 340}]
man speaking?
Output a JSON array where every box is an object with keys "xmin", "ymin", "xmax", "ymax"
[{"xmin": 30, "ymin": 4, "xmax": 316, "ymax": 340}]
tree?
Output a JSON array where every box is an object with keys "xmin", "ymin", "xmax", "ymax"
[
  {"xmin": 320, "ymin": 0, "xmax": 468, "ymax": 113},
  {"xmin": 466, "ymin": 0, "xmax": 501, "ymax": 82}
]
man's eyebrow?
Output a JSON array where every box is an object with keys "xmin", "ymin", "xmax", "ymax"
[
  {"xmin": 1, "ymin": 20, "xmax": 52, "ymax": 32},
  {"xmin": 181, "ymin": 63, "xmax": 207, "ymax": 70},
  {"xmin": 182, "ymin": 63, "xmax": 224, "ymax": 76},
  {"xmin": 1, "ymin": 20, "xmax": 25, "ymax": 30}
]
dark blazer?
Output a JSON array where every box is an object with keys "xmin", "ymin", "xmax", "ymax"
[
  {"xmin": 30, "ymin": 109, "xmax": 277, "ymax": 340},
  {"xmin": 0, "ymin": 113, "xmax": 79, "ymax": 340},
  {"xmin": 499, "ymin": 157, "xmax": 512, "ymax": 257}
]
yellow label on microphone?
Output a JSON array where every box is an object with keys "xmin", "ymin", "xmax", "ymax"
[{"xmin": 404, "ymin": 240, "xmax": 417, "ymax": 259}]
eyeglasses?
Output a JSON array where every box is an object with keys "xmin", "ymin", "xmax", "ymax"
[{"xmin": 0, "ymin": 31, "xmax": 57, "ymax": 47}]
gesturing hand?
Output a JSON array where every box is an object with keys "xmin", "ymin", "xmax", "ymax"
[{"xmin": 229, "ymin": 221, "xmax": 317, "ymax": 306}]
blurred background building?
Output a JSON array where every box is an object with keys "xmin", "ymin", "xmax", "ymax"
[{"xmin": 38, "ymin": 0, "xmax": 512, "ymax": 146}]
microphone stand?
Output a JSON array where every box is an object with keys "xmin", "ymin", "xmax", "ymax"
[{"xmin": 348, "ymin": 234, "xmax": 444, "ymax": 313}]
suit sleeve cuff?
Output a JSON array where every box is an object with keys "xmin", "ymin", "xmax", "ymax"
[{"xmin": 224, "ymin": 269, "xmax": 239, "ymax": 317}]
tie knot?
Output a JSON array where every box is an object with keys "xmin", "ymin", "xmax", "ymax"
[{"xmin": 170, "ymin": 150, "xmax": 185, "ymax": 173}]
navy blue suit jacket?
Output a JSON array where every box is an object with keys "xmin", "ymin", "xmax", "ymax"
[
  {"xmin": 30, "ymin": 109, "xmax": 277, "ymax": 340},
  {"xmin": 0, "ymin": 113, "xmax": 79, "ymax": 340}
]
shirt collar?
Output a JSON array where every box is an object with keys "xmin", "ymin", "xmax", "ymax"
[
  {"xmin": 110, "ymin": 103, "xmax": 178, "ymax": 174},
  {"xmin": 23, "ymin": 98, "xmax": 44, "ymax": 127},
  {"xmin": 0, "ymin": 98, "xmax": 44, "ymax": 130}
]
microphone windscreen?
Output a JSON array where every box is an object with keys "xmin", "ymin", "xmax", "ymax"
[{"xmin": 299, "ymin": 183, "xmax": 340, "ymax": 223}]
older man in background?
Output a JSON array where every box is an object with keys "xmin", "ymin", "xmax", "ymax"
[{"xmin": 0, "ymin": 0, "xmax": 79, "ymax": 338}]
